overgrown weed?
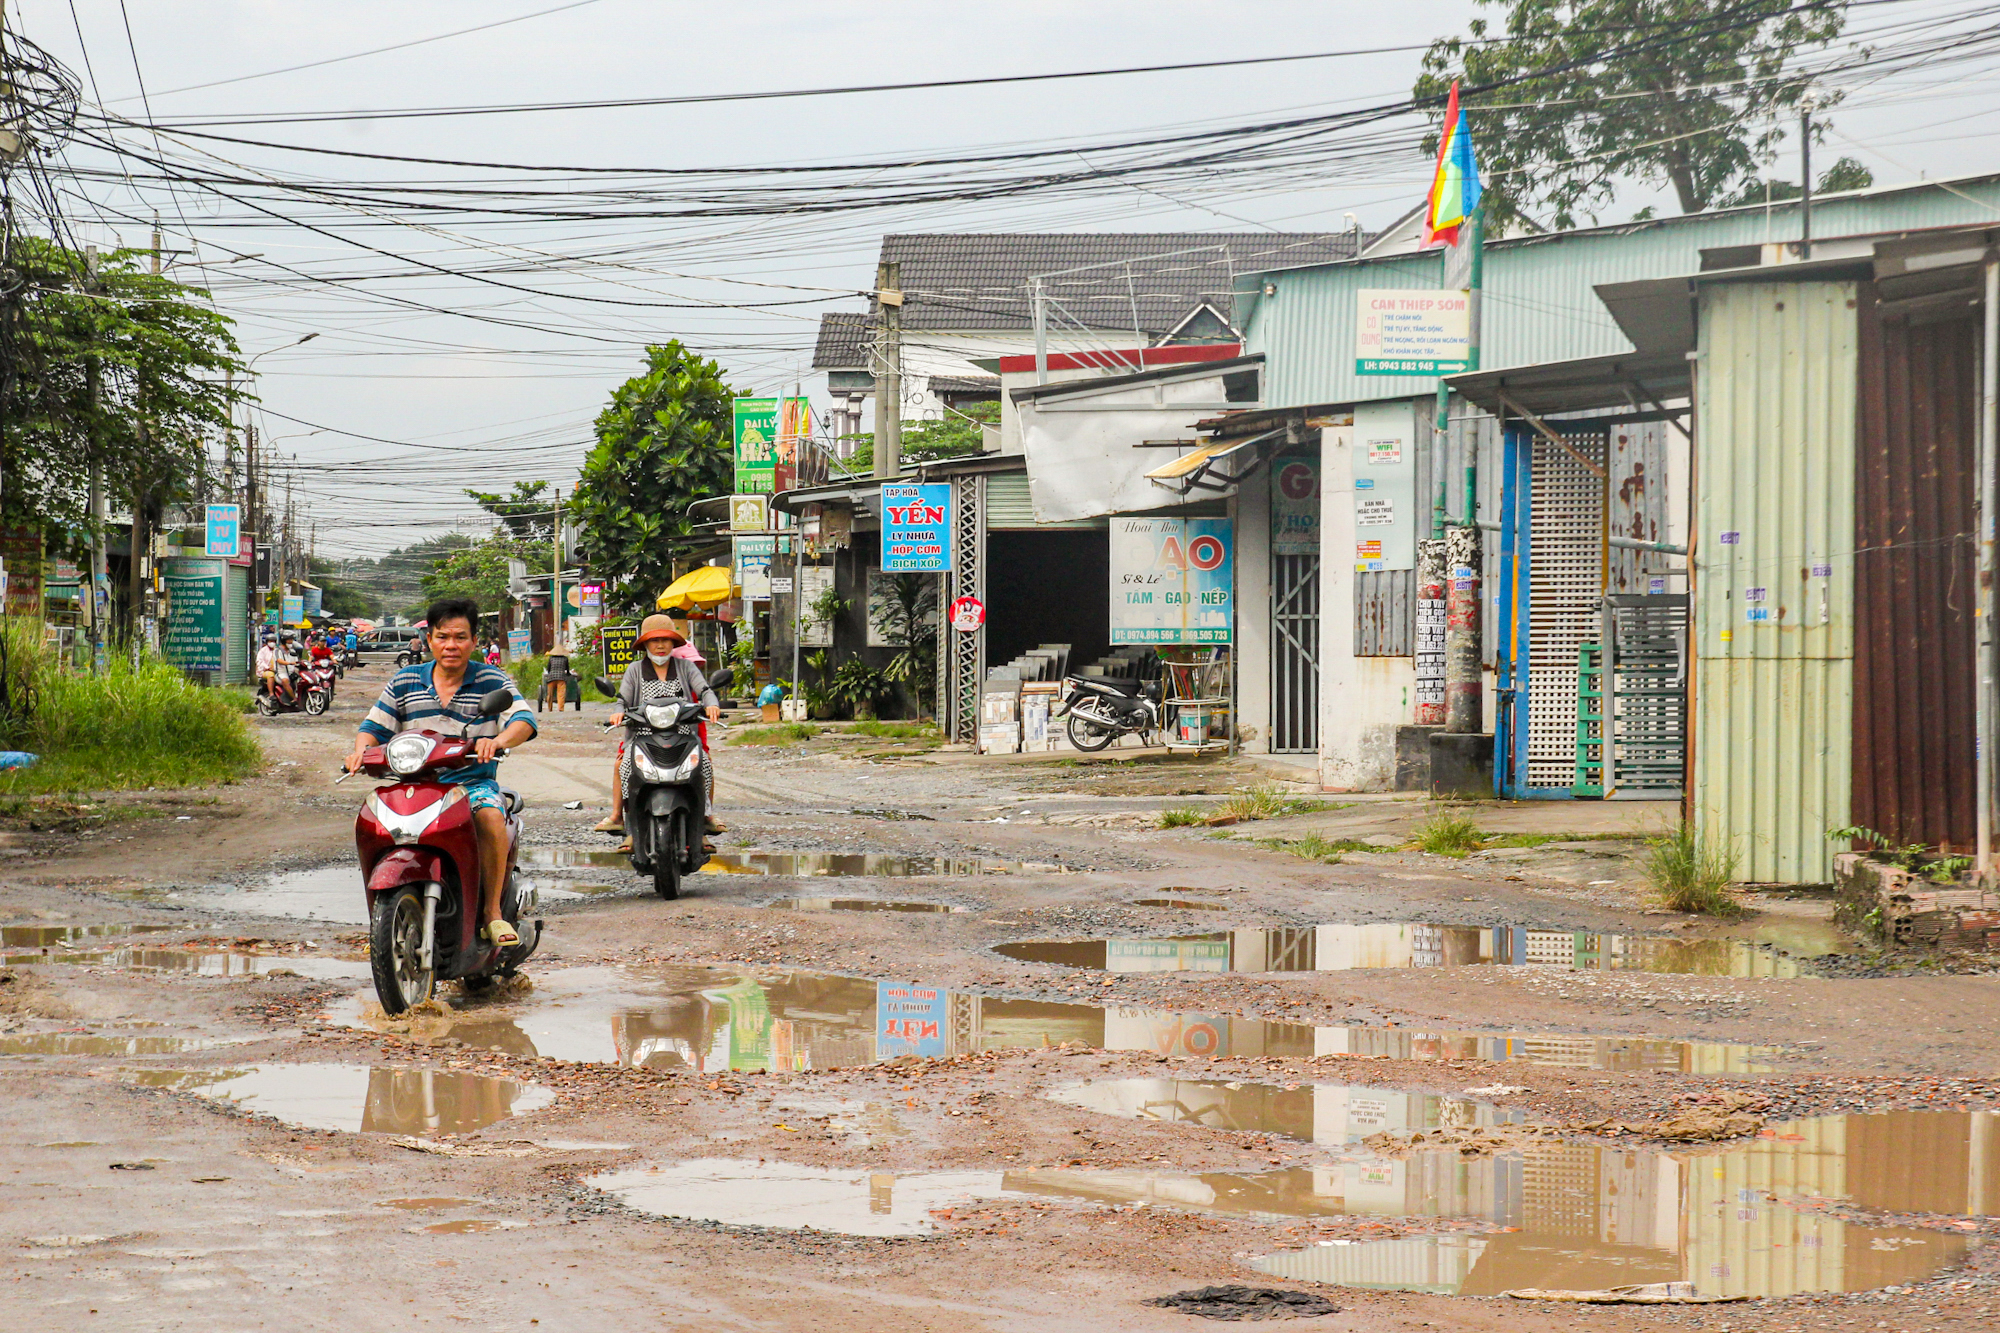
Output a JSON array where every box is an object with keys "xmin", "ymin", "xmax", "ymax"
[
  {"xmin": 1413, "ymin": 808, "xmax": 1483, "ymax": 856},
  {"xmin": 1645, "ymin": 823, "xmax": 1743, "ymax": 916},
  {"xmin": 732, "ymin": 722, "xmax": 819, "ymax": 745}
]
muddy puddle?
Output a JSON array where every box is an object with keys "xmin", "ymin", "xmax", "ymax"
[
  {"xmin": 996, "ymin": 923, "xmax": 1826, "ymax": 978},
  {"xmin": 1130, "ymin": 898, "xmax": 1227, "ymax": 911},
  {"xmin": 591, "ymin": 1159, "xmax": 1014, "ymax": 1236},
  {"xmin": 327, "ymin": 964, "xmax": 1776, "ymax": 1074},
  {"xmin": 125, "ymin": 1063, "xmax": 552, "ymax": 1135},
  {"xmin": 1, "ymin": 923, "xmax": 178, "ymax": 949},
  {"xmin": 1049, "ymin": 1077, "xmax": 1523, "ymax": 1142},
  {"xmin": 0, "ymin": 1031, "xmax": 230, "ymax": 1056},
  {"xmin": 519, "ymin": 849, "xmax": 1014, "ymax": 877},
  {"xmin": 766, "ymin": 898, "xmax": 966, "ymax": 914},
  {"xmin": 4, "ymin": 947, "xmax": 369, "ymax": 980},
  {"xmin": 1235, "ymin": 1109, "xmax": 1990, "ymax": 1298},
  {"xmin": 193, "ymin": 866, "xmax": 368, "ymax": 926}
]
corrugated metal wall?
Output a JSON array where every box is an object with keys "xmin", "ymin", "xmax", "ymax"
[
  {"xmin": 1245, "ymin": 178, "xmax": 2000, "ymax": 410},
  {"xmin": 1693, "ymin": 280, "xmax": 1857, "ymax": 884},
  {"xmin": 984, "ymin": 470, "xmax": 1106, "ymax": 530},
  {"xmin": 1852, "ymin": 292, "xmax": 1979, "ymax": 850}
]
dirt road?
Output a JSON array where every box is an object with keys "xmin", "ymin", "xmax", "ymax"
[{"xmin": 4, "ymin": 662, "xmax": 1998, "ymax": 1331}]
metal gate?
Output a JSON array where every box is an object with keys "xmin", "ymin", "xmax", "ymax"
[
  {"xmin": 1497, "ymin": 423, "xmax": 1608, "ymax": 796},
  {"xmin": 1271, "ymin": 551, "xmax": 1319, "ymax": 752}
]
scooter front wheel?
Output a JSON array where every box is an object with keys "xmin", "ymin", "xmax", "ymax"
[
  {"xmin": 370, "ymin": 885, "xmax": 435, "ymax": 1015},
  {"xmin": 651, "ymin": 811, "xmax": 684, "ymax": 900},
  {"xmin": 305, "ymin": 688, "xmax": 331, "ymax": 716}
]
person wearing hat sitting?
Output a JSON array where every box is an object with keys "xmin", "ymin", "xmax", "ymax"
[{"xmin": 596, "ymin": 614, "xmax": 723, "ymax": 851}]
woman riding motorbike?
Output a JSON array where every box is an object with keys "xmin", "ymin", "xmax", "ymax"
[{"xmin": 597, "ymin": 615, "xmax": 722, "ymax": 852}]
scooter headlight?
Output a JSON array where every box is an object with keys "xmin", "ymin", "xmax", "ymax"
[{"xmin": 384, "ymin": 733, "xmax": 432, "ymax": 776}]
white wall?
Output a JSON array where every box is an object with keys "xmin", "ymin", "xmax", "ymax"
[{"xmin": 1234, "ymin": 465, "xmax": 1272, "ymax": 754}]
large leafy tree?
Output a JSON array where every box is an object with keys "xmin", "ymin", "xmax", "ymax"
[
  {"xmin": 466, "ymin": 479, "xmax": 554, "ymax": 543},
  {"xmin": 419, "ymin": 535, "xmax": 551, "ymax": 614},
  {"xmin": 1416, "ymin": 0, "xmax": 1850, "ymax": 231},
  {"xmin": 571, "ymin": 341, "xmax": 734, "ymax": 613},
  {"xmin": 1, "ymin": 236, "xmax": 243, "ymax": 533}
]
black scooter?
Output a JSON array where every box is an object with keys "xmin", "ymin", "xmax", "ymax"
[
  {"xmin": 596, "ymin": 668, "xmax": 732, "ymax": 901},
  {"xmin": 1052, "ymin": 675, "xmax": 1161, "ymax": 751}
]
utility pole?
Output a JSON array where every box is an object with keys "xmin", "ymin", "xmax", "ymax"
[
  {"xmin": 246, "ymin": 420, "xmax": 262, "ymax": 654},
  {"xmin": 150, "ymin": 213, "xmax": 162, "ymax": 275},
  {"xmin": 872, "ymin": 260, "xmax": 901, "ymax": 480},
  {"xmin": 84, "ymin": 244, "xmax": 107, "ymax": 671},
  {"xmin": 1800, "ymin": 104, "xmax": 1814, "ymax": 259},
  {"xmin": 551, "ymin": 486, "xmax": 563, "ymax": 652},
  {"xmin": 1032, "ymin": 275, "xmax": 1049, "ymax": 385}
]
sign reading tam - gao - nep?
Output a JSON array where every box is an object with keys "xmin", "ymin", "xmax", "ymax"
[
  {"xmin": 1355, "ymin": 288, "xmax": 1471, "ymax": 376},
  {"xmin": 880, "ymin": 482, "xmax": 951, "ymax": 572},
  {"xmin": 732, "ymin": 397, "xmax": 778, "ymax": 493}
]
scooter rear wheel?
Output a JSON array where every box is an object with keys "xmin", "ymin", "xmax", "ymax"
[
  {"xmin": 1066, "ymin": 709, "xmax": 1118, "ymax": 752},
  {"xmin": 370, "ymin": 885, "xmax": 435, "ymax": 1015}
]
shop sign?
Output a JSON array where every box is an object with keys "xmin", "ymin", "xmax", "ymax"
[
  {"xmin": 728, "ymin": 493, "xmax": 768, "ymax": 533},
  {"xmin": 1109, "ymin": 517, "xmax": 1231, "ymax": 645},
  {"xmin": 732, "ymin": 397, "xmax": 778, "ymax": 493},
  {"xmin": 601, "ymin": 622, "xmax": 639, "ymax": 675},
  {"xmin": 204, "ymin": 504, "xmax": 240, "ymax": 558},
  {"xmin": 280, "ymin": 593, "xmax": 304, "ymax": 625},
  {"xmin": 506, "ymin": 627, "xmax": 532, "ymax": 660},
  {"xmin": 880, "ymin": 482, "xmax": 951, "ymax": 572},
  {"xmin": 1355, "ymin": 289, "xmax": 1471, "ymax": 375},
  {"xmin": 161, "ymin": 557, "xmax": 226, "ymax": 673},
  {"xmin": 733, "ymin": 535, "xmax": 775, "ymax": 599},
  {"xmin": 797, "ymin": 565, "xmax": 835, "ymax": 647},
  {"xmin": 1271, "ymin": 458, "xmax": 1320, "ymax": 556},
  {"xmin": 949, "ymin": 595, "xmax": 985, "ymax": 632}
]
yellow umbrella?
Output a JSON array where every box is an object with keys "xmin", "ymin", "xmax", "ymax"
[{"xmin": 657, "ymin": 565, "xmax": 737, "ymax": 611}]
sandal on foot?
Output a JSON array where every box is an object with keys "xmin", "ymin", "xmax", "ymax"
[
  {"xmin": 705, "ymin": 817, "xmax": 727, "ymax": 834},
  {"xmin": 617, "ymin": 836, "xmax": 633, "ymax": 854},
  {"xmin": 593, "ymin": 814, "xmax": 624, "ymax": 834},
  {"xmin": 483, "ymin": 920, "xmax": 520, "ymax": 949}
]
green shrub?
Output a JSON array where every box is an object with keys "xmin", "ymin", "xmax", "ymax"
[
  {"xmin": 1215, "ymin": 782, "xmax": 1339, "ymax": 823},
  {"xmin": 1646, "ymin": 823, "xmax": 1743, "ymax": 916},
  {"xmin": 0, "ymin": 627, "xmax": 262, "ymax": 795},
  {"xmin": 510, "ymin": 652, "xmax": 611, "ymax": 703},
  {"xmin": 847, "ymin": 720, "xmax": 936, "ymax": 740},
  {"xmin": 1414, "ymin": 808, "xmax": 1483, "ymax": 856},
  {"xmin": 1158, "ymin": 806, "xmax": 1204, "ymax": 828}
]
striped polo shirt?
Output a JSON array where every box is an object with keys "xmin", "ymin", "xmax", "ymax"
[{"xmin": 358, "ymin": 660, "xmax": 537, "ymax": 783}]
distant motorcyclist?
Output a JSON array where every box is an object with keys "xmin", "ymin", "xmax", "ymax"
[
  {"xmin": 256, "ymin": 633, "xmax": 293, "ymax": 704},
  {"xmin": 599, "ymin": 615, "xmax": 720, "ymax": 851}
]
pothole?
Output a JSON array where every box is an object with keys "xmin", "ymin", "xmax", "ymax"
[
  {"xmin": 1048, "ymin": 1077, "xmax": 1523, "ymax": 1142},
  {"xmin": 590, "ymin": 1158, "xmax": 1016, "ymax": 1236},
  {"xmin": 1243, "ymin": 1109, "xmax": 1986, "ymax": 1299},
  {"xmin": 191, "ymin": 866, "xmax": 366, "ymax": 926},
  {"xmin": 766, "ymin": 898, "xmax": 967, "ymax": 914},
  {"xmin": 1130, "ymin": 898, "xmax": 1228, "ymax": 911},
  {"xmin": 123, "ymin": 1063, "xmax": 552, "ymax": 1135},
  {"xmin": 325, "ymin": 965, "xmax": 1778, "ymax": 1073},
  {"xmin": 1, "ymin": 923, "xmax": 179, "ymax": 948},
  {"xmin": 995, "ymin": 924, "xmax": 1822, "ymax": 978},
  {"xmin": 5, "ymin": 947, "xmax": 369, "ymax": 980},
  {"xmin": 0, "ymin": 1032, "xmax": 231, "ymax": 1056}
]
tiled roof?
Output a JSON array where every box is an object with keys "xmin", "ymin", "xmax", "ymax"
[
  {"xmin": 811, "ymin": 311, "xmax": 870, "ymax": 370},
  {"xmin": 927, "ymin": 375, "xmax": 1001, "ymax": 396},
  {"xmin": 881, "ymin": 232, "xmax": 1364, "ymax": 332}
]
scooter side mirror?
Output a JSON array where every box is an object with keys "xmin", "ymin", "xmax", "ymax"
[
  {"xmin": 707, "ymin": 667, "xmax": 734, "ymax": 692},
  {"xmin": 595, "ymin": 675, "xmax": 619, "ymax": 698},
  {"xmin": 478, "ymin": 688, "xmax": 515, "ymax": 718}
]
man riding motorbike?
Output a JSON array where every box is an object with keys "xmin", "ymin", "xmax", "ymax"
[
  {"xmin": 596, "ymin": 614, "xmax": 721, "ymax": 853},
  {"xmin": 344, "ymin": 597, "xmax": 538, "ymax": 948}
]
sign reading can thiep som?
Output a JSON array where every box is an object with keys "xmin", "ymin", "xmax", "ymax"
[
  {"xmin": 880, "ymin": 482, "xmax": 951, "ymax": 572},
  {"xmin": 1355, "ymin": 289, "xmax": 1472, "ymax": 375}
]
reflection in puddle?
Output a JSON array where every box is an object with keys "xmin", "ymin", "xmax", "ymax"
[
  {"xmin": 193, "ymin": 866, "xmax": 366, "ymax": 925},
  {"xmin": 996, "ymin": 925, "xmax": 1818, "ymax": 978},
  {"xmin": 3, "ymin": 948, "xmax": 368, "ymax": 980},
  {"xmin": 1050, "ymin": 1077, "xmax": 1522, "ymax": 1142},
  {"xmin": 418, "ymin": 1219, "xmax": 521, "ymax": 1234},
  {"xmin": 702, "ymin": 853, "xmax": 1013, "ymax": 877},
  {"xmin": 592, "ymin": 1159, "xmax": 1010, "ymax": 1236},
  {"xmin": 125, "ymin": 1063, "xmax": 552, "ymax": 1135},
  {"xmin": 1, "ymin": 923, "xmax": 177, "ymax": 948},
  {"xmin": 329, "ymin": 965, "xmax": 1775, "ymax": 1074},
  {"xmin": 766, "ymin": 898, "xmax": 966, "ymax": 914},
  {"xmin": 1232, "ymin": 1111, "xmax": 1987, "ymax": 1298},
  {"xmin": 1130, "ymin": 898, "xmax": 1227, "ymax": 911},
  {"xmin": 381, "ymin": 1197, "xmax": 484, "ymax": 1210},
  {"xmin": 0, "ymin": 1032, "xmax": 224, "ymax": 1056},
  {"xmin": 518, "ymin": 848, "xmax": 628, "ymax": 869}
]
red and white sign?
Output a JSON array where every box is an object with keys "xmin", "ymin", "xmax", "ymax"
[{"xmin": 949, "ymin": 596, "xmax": 986, "ymax": 632}]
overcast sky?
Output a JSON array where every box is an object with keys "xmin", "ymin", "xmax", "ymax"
[{"xmin": 20, "ymin": 0, "xmax": 1998, "ymax": 560}]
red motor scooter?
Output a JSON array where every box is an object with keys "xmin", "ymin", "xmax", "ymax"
[{"xmin": 339, "ymin": 688, "xmax": 541, "ymax": 1014}]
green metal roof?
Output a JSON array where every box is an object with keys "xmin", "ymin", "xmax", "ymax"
[{"xmin": 1243, "ymin": 173, "xmax": 2000, "ymax": 408}]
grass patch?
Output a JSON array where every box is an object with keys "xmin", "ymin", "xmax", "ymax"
[
  {"xmin": 1215, "ymin": 782, "xmax": 1343, "ymax": 823},
  {"xmin": 732, "ymin": 722, "xmax": 819, "ymax": 746},
  {"xmin": 844, "ymin": 720, "xmax": 937, "ymax": 740},
  {"xmin": 1265, "ymin": 831, "xmax": 1380, "ymax": 863},
  {"xmin": 1158, "ymin": 806, "xmax": 1206, "ymax": 829},
  {"xmin": 0, "ymin": 630, "xmax": 262, "ymax": 795},
  {"xmin": 1413, "ymin": 808, "xmax": 1484, "ymax": 856},
  {"xmin": 1645, "ymin": 823, "xmax": 1743, "ymax": 916}
]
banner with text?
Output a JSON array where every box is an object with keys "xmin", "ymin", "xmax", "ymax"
[
  {"xmin": 1355, "ymin": 289, "xmax": 1471, "ymax": 376},
  {"xmin": 1109, "ymin": 517, "xmax": 1232, "ymax": 645},
  {"xmin": 162, "ymin": 558, "xmax": 226, "ymax": 673},
  {"xmin": 880, "ymin": 482, "xmax": 951, "ymax": 572},
  {"xmin": 732, "ymin": 397, "xmax": 778, "ymax": 493}
]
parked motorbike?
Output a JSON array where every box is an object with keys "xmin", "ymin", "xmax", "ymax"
[
  {"xmin": 256, "ymin": 660, "xmax": 333, "ymax": 717},
  {"xmin": 337, "ymin": 687, "xmax": 541, "ymax": 1015},
  {"xmin": 1052, "ymin": 675, "xmax": 1161, "ymax": 751},
  {"xmin": 596, "ymin": 668, "xmax": 732, "ymax": 900}
]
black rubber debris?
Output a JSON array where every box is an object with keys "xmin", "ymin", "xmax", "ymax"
[{"xmin": 1142, "ymin": 1286, "xmax": 1340, "ymax": 1321}]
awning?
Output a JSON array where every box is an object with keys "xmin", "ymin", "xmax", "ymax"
[
  {"xmin": 657, "ymin": 564, "xmax": 736, "ymax": 611},
  {"xmin": 1143, "ymin": 426, "xmax": 1287, "ymax": 495}
]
